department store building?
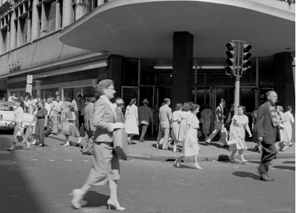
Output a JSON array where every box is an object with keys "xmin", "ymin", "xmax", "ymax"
[{"xmin": 0, "ymin": 0, "xmax": 295, "ymax": 115}]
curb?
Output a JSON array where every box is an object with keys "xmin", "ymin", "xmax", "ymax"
[{"xmin": 48, "ymin": 135, "xmax": 295, "ymax": 162}]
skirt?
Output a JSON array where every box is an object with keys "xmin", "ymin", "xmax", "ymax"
[
  {"xmin": 182, "ymin": 128, "xmax": 200, "ymax": 157},
  {"xmin": 125, "ymin": 117, "xmax": 139, "ymax": 135}
]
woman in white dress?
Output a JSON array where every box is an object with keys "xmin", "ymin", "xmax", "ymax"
[
  {"xmin": 174, "ymin": 104, "xmax": 202, "ymax": 169},
  {"xmin": 277, "ymin": 106, "xmax": 290, "ymax": 151},
  {"xmin": 284, "ymin": 106, "xmax": 294, "ymax": 146},
  {"xmin": 177, "ymin": 103, "xmax": 191, "ymax": 146},
  {"xmin": 228, "ymin": 106, "xmax": 252, "ymax": 164},
  {"xmin": 125, "ymin": 98, "xmax": 139, "ymax": 144},
  {"xmin": 171, "ymin": 103, "xmax": 182, "ymax": 152}
]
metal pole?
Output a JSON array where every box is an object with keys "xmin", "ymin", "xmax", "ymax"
[{"xmin": 234, "ymin": 75, "xmax": 240, "ymax": 114}]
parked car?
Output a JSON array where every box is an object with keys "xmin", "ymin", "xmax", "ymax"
[{"xmin": 0, "ymin": 101, "xmax": 34, "ymax": 130}]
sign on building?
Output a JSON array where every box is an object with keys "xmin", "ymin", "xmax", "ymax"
[
  {"xmin": 27, "ymin": 75, "xmax": 33, "ymax": 84},
  {"xmin": 26, "ymin": 84, "xmax": 32, "ymax": 94}
]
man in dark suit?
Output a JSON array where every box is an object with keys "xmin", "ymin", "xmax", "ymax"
[
  {"xmin": 255, "ymin": 91, "xmax": 279, "ymax": 181},
  {"xmin": 138, "ymin": 99, "xmax": 153, "ymax": 142}
]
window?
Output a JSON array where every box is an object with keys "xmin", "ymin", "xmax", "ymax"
[
  {"xmin": 0, "ymin": 15, "xmax": 9, "ymax": 53},
  {"xmin": 11, "ymin": 0, "xmax": 33, "ymax": 46},
  {"xmin": 43, "ymin": 0, "xmax": 56, "ymax": 33}
]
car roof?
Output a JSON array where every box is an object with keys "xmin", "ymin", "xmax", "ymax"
[{"xmin": 0, "ymin": 101, "xmax": 16, "ymax": 106}]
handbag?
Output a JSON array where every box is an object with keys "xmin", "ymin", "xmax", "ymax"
[
  {"xmin": 113, "ymin": 128, "xmax": 128, "ymax": 160},
  {"xmin": 62, "ymin": 122, "xmax": 71, "ymax": 135}
]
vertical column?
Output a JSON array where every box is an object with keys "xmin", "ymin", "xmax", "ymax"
[
  {"xmin": 255, "ymin": 57, "xmax": 260, "ymax": 109},
  {"xmin": 109, "ymin": 55, "xmax": 124, "ymax": 97},
  {"xmin": 55, "ymin": 0, "xmax": 61, "ymax": 30},
  {"xmin": 63, "ymin": 0, "xmax": 72, "ymax": 27},
  {"xmin": 32, "ymin": 0, "xmax": 39, "ymax": 40},
  {"xmin": 273, "ymin": 52, "xmax": 295, "ymax": 142},
  {"xmin": 10, "ymin": 11, "xmax": 16, "ymax": 49},
  {"xmin": 172, "ymin": 31, "xmax": 193, "ymax": 108}
]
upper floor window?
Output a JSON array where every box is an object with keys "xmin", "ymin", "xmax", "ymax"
[
  {"xmin": 0, "ymin": 14, "xmax": 9, "ymax": 53},
  {"xmin": 14, "ymin": 0, "xmax": 33, "ymax": 46}
]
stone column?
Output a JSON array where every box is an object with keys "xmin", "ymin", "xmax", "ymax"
[
  {"xmin": 172, "ymin": 31, "xmax": 193, "ymax": 108},
  {"xmin": 273, "ymin": 52, "xmax": 295, "ymax": 141},
  {"xmin": 10, "ymin": 11, "xmax": 16, "ymax": 49},
  {"xmin": 32, "ymin": 0, "xmax": 39, "ymax": 40},
  {"xmin": 55, "ymin": 0, "xmax": 61, "ymax": 30},
  {"xmin": 63, "ymin": 0, "xmax": 72, "ymax": 27},
  {"xmin": 109, "ymin": 55, "xmax": 124, "ymax": 97}
]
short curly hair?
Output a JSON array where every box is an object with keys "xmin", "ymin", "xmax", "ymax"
[{"xmin": 96, "ymin": 79, "xmax": 114, "ymax": 95}]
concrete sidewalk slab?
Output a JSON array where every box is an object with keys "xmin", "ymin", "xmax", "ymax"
[{"xmin": 47, "ymin": 134, "xmax": 295, "ymax": 162}]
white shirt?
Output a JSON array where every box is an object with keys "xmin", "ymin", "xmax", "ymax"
[
  {"xmin": 45, "ymin": 103, "xmax": 52, "ymax": 116},
  {"xmin": 14, "ymin": 106, "xmax": 24, "ymax": 122}
]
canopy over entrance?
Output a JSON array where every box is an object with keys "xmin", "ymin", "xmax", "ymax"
[{"xmin": 60, "ymin": 0, "xmax": 295, "ymax": 58}]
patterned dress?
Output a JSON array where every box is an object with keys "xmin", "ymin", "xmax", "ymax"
[
  {"xmin": 229, "ymin": 114, "xmax": 249, "ymax": 151},
  {"xmin": 182, "ymin": 113, "xmax": 200, "ymax": 157}
]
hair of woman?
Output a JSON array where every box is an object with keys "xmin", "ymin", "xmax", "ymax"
[
  {"xmin": 190, "ymin": 104, "xmax": 200, "ymax": 112},
  {"xmin": 182, "ymin": 102, "xmax": 191, "ymax": 112},
  {"xmin": 96, "ymin": 79, "xmax": 114, "ymax": 95},
  {"xmin": 175, "ymin": 103, "xmax": 182, "ymax": 111},
  {"xmin": 129, "ymin": 98, "xmax": 136, "ymax": 105},
  {"xmin": 238, "ymin": 105, "xmax": 246, "ymax": 113}
]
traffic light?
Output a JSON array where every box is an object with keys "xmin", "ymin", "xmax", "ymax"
[
  {"xmin": 241, "ymin": 44, "xmax": 252, "ymax": 74},
  {"xmin": 225, "ymin": 42, "xmax": 236, "ymax": 76}
]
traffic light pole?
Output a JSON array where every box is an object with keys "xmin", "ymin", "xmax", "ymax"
[
  {"xmin": 233, "ymin": 41, "xmax": 242, "ymax": 114},
  {"xmin": 234, "ymin": 75, "xmax": 240, "ymax": 115},
  {"xmin": 226, "ymin": 40, "xmax": 251, "ymax": 115}
]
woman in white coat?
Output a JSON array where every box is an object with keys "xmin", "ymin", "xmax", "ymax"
[
  {"xmin": 284, "ymin": 106, "xmax": 294, "ymax": 146},
  {"xmin": 125, "ymin": 98, "xmax": 139, "ymax": 144},
  {"xmin": 171, "ymin": 103, "xmax": 182, "ymax": 152}
]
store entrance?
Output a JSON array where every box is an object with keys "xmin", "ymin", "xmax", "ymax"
[{"xmin": 121, "ymin": 85, "xmax": 171, "ymax": 137}]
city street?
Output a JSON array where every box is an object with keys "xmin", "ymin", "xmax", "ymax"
[{"xmin": 0, "ymin": 133, "xmax": 295, "ymax": 213}]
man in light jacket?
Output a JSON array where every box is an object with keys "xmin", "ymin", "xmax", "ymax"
[{"xmin": 158, "ymin": 98, "xmax": 172, "ymax": 150}]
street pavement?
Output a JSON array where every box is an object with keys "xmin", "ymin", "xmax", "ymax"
[
  {"xmin": 0, "ymin": 132, "xmax": 296, "ymax": 213},
  {"xmin": 48, "ymin": 133, "xmax": 295, "ymax": 162}
]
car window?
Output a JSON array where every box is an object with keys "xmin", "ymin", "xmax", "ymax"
[{"xmin": 0, "ymin": 104, "xmax": 16, "ymax": 111}]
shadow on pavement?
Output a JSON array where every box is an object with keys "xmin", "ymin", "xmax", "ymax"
[
  {"xmin": 283, "ymin": 161, "xmax": 295, "ymax": 164},
  {"xmin": 273, "ymin": 165, "xmax": 295, "ymax": 171},
  {"xmin": 232, "ymin": 171, "xmax": 261, "ymax": 180},
  {"xmin": 81, "ymin": 191, "xmax": 109, "ymax": 208},
  {"xmin": 0, "ymin": 140, "xmax": 44, "ymax": 213}
]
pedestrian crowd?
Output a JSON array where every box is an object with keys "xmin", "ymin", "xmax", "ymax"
[{"xmin": 1, "ymin": 83, "xmax": 295, "ymax": 211}]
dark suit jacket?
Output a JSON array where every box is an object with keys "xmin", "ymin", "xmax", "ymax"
[
  {"xmin": 138, "ymin": 105, "xmax": 153, "ymax": 125},
  {"xmin": 255, "ymin": 102, "xmax": 279, "ymax": 144}
]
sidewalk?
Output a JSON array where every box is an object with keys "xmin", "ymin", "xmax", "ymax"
[{"xmin": 48, "ymin": 134, "xmax": 295, "ymax": 162}]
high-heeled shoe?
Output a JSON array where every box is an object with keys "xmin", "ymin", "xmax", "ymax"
[
  {"xmin": 69, "ymin": 189, "xmax": 83, "ymax": 209},
  {"xmin": 241, "ymin": 160, "xmax": 248, "ymax": 165},
  {"xmin": 260, "ymin": 174, "xmax": 274, "ymax": 181},
  {"xmin": 63, "ymin": 143, "xmax": 70, "ymax": 146},
  {"xmin": 193, "ymin": 164, "xmax": 203, "ymax": 170},
  {"xmin": 107, "ymin": 199, "xmax": 125, "ymax": 211}
]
